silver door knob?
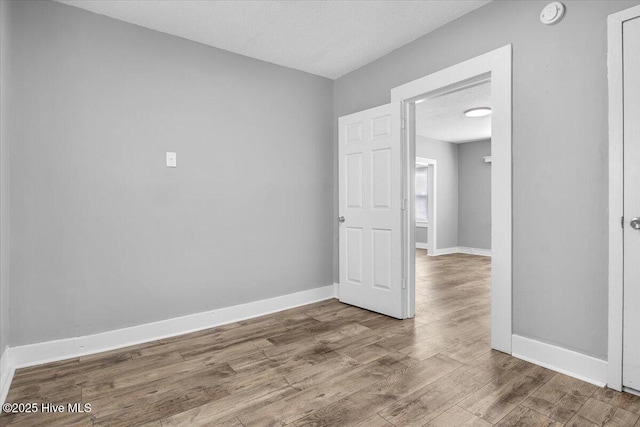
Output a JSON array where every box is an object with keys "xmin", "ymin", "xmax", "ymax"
[
  {"xmin": 338, "ymin": 216, "xmax": 345, "ymax": 223},
  {"xmin": 631, "ymin": 217, "xmax": 640, "ymax": 230}
]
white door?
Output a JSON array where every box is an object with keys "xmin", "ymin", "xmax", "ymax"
[
  {"xmin": 623, "ymin": 16, "xmax": 640, "ymax": 390},
  {"xmin": 338, "ymin": 102, "xmax": 403, "ymax": 318}
]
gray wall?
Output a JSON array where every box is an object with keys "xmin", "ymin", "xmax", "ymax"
[
  {"xmin": 0, "ymin": 0, "xmax": 10, "ymax": 355},
  {"xmin": 6, "ymin": 0, "xmax": 333, "ymax": 346},
  {"xmin": 458, "ymin": 139, "xmax": 491, "ymax": 250},
  {"xmin": 415, "ymin": 227, "xmax": 427, "ymax": 245},
  {"xmin": 415, "ymin": 138, "xmax": 491, "ymax": 251},
  {"xmin": 416, "ymin": 136, "xmax": 459, "ymax": 250},
  {"xmin": 334, "ymin": 0, "xmax": 640, "ymax": 359}
]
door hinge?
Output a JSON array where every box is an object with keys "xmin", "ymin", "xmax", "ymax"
[
  {"xmin": 402, "ymin": 277, "xmax": 407, "ymax": 289},
  {"xmin": 622, "ymin": 216, "xmax": 625, "ymax": 229},
  {"xmin": 401, "ymin": 118, "xmax": 406, "ymax": 129},
  {"xmin": 401, "ymin": 198, "xmax": 407, "ymax": 211}
]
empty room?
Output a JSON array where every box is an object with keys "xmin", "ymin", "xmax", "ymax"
[{"xmin": 1, "ymin": 0, "xmax": 640, "ymax": 426}]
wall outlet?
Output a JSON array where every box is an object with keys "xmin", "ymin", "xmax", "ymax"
[{"xmin": 166, "ymin": 152, "xmax": 177, "ymax": 168}]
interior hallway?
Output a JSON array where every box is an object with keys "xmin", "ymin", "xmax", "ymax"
[{"xmin": 1, "ymin": 253, "xmax": 639, "ymax": 426}]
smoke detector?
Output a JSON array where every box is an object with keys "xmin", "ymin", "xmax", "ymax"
[{"xmin": 540, "ymin": 2, "xmax": 565, "ymax": 25}]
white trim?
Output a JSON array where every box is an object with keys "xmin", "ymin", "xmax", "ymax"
[
  {"xmin": 458, "ymin": 246, "xmax": 492, "ymax": 257},
  {"xmin": 415, "ymin": 158, "xmax": 434, "ymax": 166},
  {"xmin": 393, "ymin": 45, "xmax": 512, "ymax": 353},
  {"xmin": 0, "ymin": 347, "xmax": 14, "ymax": 406},
  {"xmin": 2, "ymin": 285, "xmax": 336, "ymax": 390},
  {"xmin": 607, "ymin": 4, "xmax": 640, "ymax": 392},
  {"xmin": 416, "ymin": 157, "xmax": 437, "ymax": 260},
  {"xmin": 416, "ymin": 243, "xmax": 429, "ymax": 250},
  {"xmin": 624, "ymin": 387, "xmax": 640, "ymax": 397},
  {"xmin": 483, "ymin": 156, "xmax": 492, "ymax": 163},
  {"xmin": 427, "ymin": 246, "xmax": 491, "ymax": 257},
  {"xmin": 609, "ymin": 4, "xmax": 640, "ymax": 22},
  {"xmin": 512, "ymin": 335, "xmax": 607, "ymax": 387},
  {"xmin": 333, "ymin": 282, "xmax": 340, "ymax": 299},
  {"xmin": 429, "ymin": 246, "xmax": 460, "ymax": 256},
  {"xmin": 415, "ymin": 222, "xmax": 428, "ymax": 229}
]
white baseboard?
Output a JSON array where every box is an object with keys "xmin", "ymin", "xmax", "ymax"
[
  {"xmin": 427, "ymin": 246, "xmax": 491, "ymax": 257},
  {"xmin": 624, "ymin": 387, "xmax": 640, "ymax": 397},
  {"xmin": 458, "ymin": 246, "xmax": 492, "ymax": 257},
  {"xmin": 512, "ymin": 334, "xmax": 607, "ymax": 387},
  {"xmin": 1, "ymin": 284, "xmax": 336, "ymax": 404},
  {"xmin": 333, "ymin": 282, "xmax": 340, "ymax": 299},
  {"xmin": 429, "ymin": 246, "xmax": 460, "ymax": 256},
  {"xmin": 1, "ymin": 346, "xmax": 14, "ymax": 406},
  {"xmin": 416, "ymin": 243, "xmax": 429, "ymax": 250}
]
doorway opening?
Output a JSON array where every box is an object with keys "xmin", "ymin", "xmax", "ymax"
[
  {"xmin": 336, "ymin": 45, "xmax": 511, "ymax": 352},
  {"xmin": 412, "ymin": 80, "xmax": 493, "ymax": 352},
  {"xmin": 391, "ymin": 45, "xmax": 512, "ymax": 353}
]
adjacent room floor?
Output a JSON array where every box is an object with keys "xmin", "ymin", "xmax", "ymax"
[{"xmin": 2, "ymin": 252, "xmax": 639, "ymax": 426}]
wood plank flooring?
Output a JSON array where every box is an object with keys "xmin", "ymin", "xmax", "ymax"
[{"xmin": 2, "ymin": 251, "xmax": 639, "ymax": 426}]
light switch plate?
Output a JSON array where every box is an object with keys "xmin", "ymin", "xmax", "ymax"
[{"xmin": 166, "ymin": 152, "xmax": 177, "ymax": 168}]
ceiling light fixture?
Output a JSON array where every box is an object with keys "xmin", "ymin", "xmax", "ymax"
[{"xmin": 464, "ymin": 107, "xmax": 492, "ymax": 117}]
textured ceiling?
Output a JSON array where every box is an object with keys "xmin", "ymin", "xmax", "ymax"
[
  {"xmin": 416, "ymin": 81, "xmax": 491, "ymax": 143},
  {"xmin": 55, "ymin": 0, "xmax": 491, "ymax": 79}
]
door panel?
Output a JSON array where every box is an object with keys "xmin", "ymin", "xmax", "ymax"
[
  {"xmin": 623, "ymin": 17, "xmax": 640, "ymax": 390},
  {"xmin": 346, "ymin": 154, "xmax": 363, "ymax": 208},
  {"xmin": 339, "ymin": 103, "xmax": 403, "ymax": 318},
  {"xmin": 372, "ymin": 228, "xmax": 392, "ymax": 290},
  {"xmin": 372, "ymin": 149, "xmax": 392, "ymax": 208},
  {"xmin": 346, "ymin": 227, "xmax": 363, "ymax": 284}
]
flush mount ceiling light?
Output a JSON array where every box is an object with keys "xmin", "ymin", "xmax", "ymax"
[{"xmin": 464, "ymin": 107, "xmax": 492, "ymax": 117}]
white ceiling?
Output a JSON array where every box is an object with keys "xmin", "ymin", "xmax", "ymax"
[
  {"xmin": 416, "ymin": 81, "xmax": 491, "ymax": 143},
  {"xmin": 56, "ymin": 0, "xmax": 490, "ymax": 79}
]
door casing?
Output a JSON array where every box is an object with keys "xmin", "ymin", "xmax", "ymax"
[
  {"xmin": 391, "ymin": 45, "xmax": 513, "ymax": 354},
  {"xmin": 607, "ymin": 4, "xmax": 640, "ymax": 392},
  {"xmin": 416, "ymin": 157, "xmax": 437, "ymax": 255}
]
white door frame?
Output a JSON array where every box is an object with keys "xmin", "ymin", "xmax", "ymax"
[
  {"xmin": 391, "ymin": 45, "xmax": 512, "ymax": 353},
  {"xmin": 607, "ymin": 4, "xmax": 640, "ymax": 392},
  {"xmin": 415, "ymin": 157, "xmax": 437, "ymax": 254}
]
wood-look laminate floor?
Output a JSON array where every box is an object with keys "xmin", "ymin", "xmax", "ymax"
[{"xmin": 3, "ymin": 251, "xmax": 640, "ymax": 426}]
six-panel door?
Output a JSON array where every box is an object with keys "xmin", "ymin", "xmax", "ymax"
[{"xmin": 338, "ymin": 102, "xmax": 403, "ymax": 319}]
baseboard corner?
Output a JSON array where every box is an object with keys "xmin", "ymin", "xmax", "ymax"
[
  {"xmin": 428, "ymin": 246, "xmax": 460, "ymax": 256},
  {"xmin": 457, "ymin": 246, "xmax": 492, "ymax": 257},
  {"xmin": 427, "ymin": 246, "xmax": 491, "ymax": 257}
]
